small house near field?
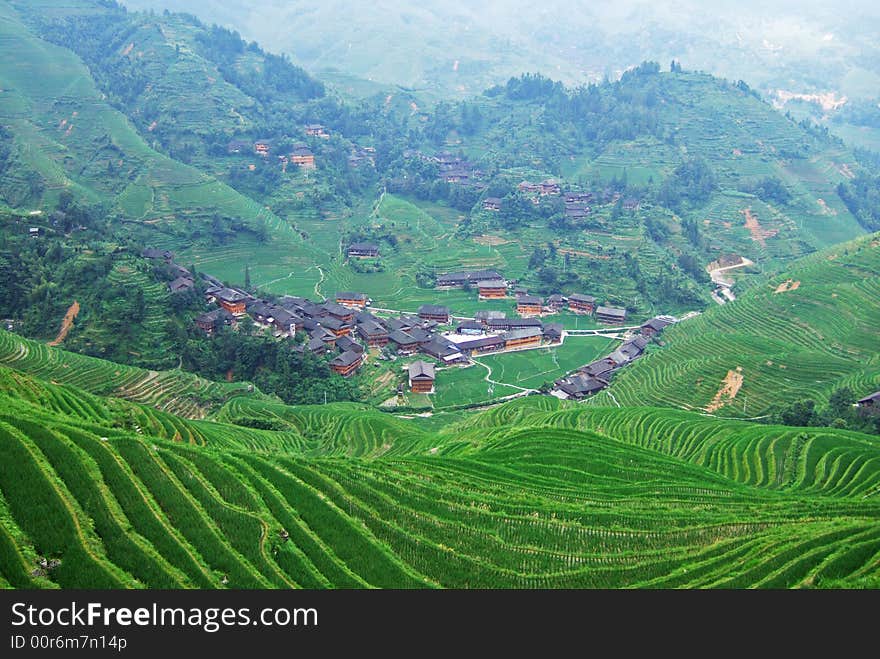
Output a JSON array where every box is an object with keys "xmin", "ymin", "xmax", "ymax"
[
  {"xmin": 195, "ymin": 309, "xmax": 235, "ymax": 335},
  {"xmin": 305, "ymin": 123, "xmax": 329, "ymax": 138},
  {"xmin": 477, "ymin": 280, "xmax": 507, "ymax": 299},
  {"xmin": 289, "ymin": 144, "xmax": 316, "ymax": 169},
  {"xmin": 543, "ymin": 323, "xmax": 564, "ymax": 343},
  {"xmin": 641, "ymin": 317, "xmax": 673, "ymax": 338},
  {"xmin": 348, "ymin": 242, "xmax": 380, "ymax": 258},
  {"xmin": 330, "ymin": 350, "xmax": 363, "ymax": 377},
  {"xmin": 418, "ymin": 304, "xmax": 451, "ymax": 324},
  {"xmin": 168, "ymin": 276, "xmax": 195, "ymax": 294},
  {"xmin": 336, "ymin": 291, "xmax": 368, "ymax": 309},
  {"xmin": 436, "ymin": 269, "xmax": 502, "ymax": 289},
  {"xmin": 213, "ymin": 288, "xmax": 251, "ymax": 315},
  {"xmin": 408, "ymin": 360, "xmax": 436, "ymax": 393},
  {"xmin": 568, "ymin": 293, "xmax": 596, "ymax": 315},
  {"xmin": 547, "ymin": 294, "xmax": 565, "ymax": 310},
  {"xmin": 503, "ymin": 327, "xmax": 543, "ymax": 350},
  {"xmin": 456, "ymin": 335, "xmax": 505, "ymax": 356},
  {"xmin": 517, "ymin": 295, "xmax": 543, "ymax": 316},
  {"xmin": 357, "ymin": 320, "xmax": 389, "ymax": 347},
  {"xmin": 482, "ymin": 197, "xmax": 502, "ymax": 211},
  {"xmin": 596, "ymin": 306, "xmax": 627, "ymax": 324}
]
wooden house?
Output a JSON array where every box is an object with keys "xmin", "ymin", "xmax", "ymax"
[
  {"xmin": 408, "ymin": 360, "xmax": 436, "ymax": 393},
  {"xmin": 321, "ymin": 301, "xmax": 356, "ymax": 323},
  {"xmin": 567, "ymin": 293, "xmax": 596, "ymax": 315},
  {"xmin": 436, "ymin": 269, "xmax": 502, "ymax": 288},
  {"xmin": 503, "ymin": 327, "xmax": 543, "ymax": 350},
  {"xmin": 539, "ymin": 179, "xmax": 561, "ymax": 196},
  {"xmin": 214, "ymin": 288, "xmax": 250, "ymax": 316},
  {"xmin": 418, "ymin": 304, "xmax": 451, "ymax": 324},
  {"xmin": 168, "ymin": 276, "xmax": 195, "ymax": 294},
  {"xmin": 348, "ymin": 242, "xmax": 380, "ymax": 258},
  {"xmin": 388, "ymin": 330, "xmax": 419, "ymax": 355},
  {"xmin": 543, "ymin": 323, "xmax": 564, "ymax": 343},
  {"xmin": 330, "ymin": 350, "xmax": 363, "ymax": 377},
  {"xmin": 477, "ymin": 279, "xmax": 507, "ymax": 299},
  {"xmin": 456, "ymin": 335, "xmax": 505, "ymax": 357},
  {"xmin": 640, "ymin": 317, "xmax": 672, "ymax": 338},
  {"xmin": 547, "ymin": 294, "xmax": 565, "ymax": 310},
  {"xmin": 857, "ymin": 391, "xmax": 880, "ymax": 409},
  {"xmin": 318, "ymin": 315, "xmax": 352, "ymax": 337},
  {"xmin": 305, "ymin": 123, "xmax": 329, "ymax": 138},
  {"xmin": 336, "ymin": 291, "xmax": 368, "ymax": 309},
  {"xmin": 289, "ymin": 145, "xmax": 316, "ymax": 169},
  {"xmin": 254, "ymin": 140, "xmax": 272, "ymax": 157},
  {"xmin": 482, "ymin": 197, "xmax": 502, "ymax": 211},
  {"xmin": 357, "ymin": 320, "xmax": 389, "ymax": 347},
  {"xmin": 516, "ymin": 295, "xmax": 543, "ymax": 316},
  {"xmin": 195, "ymin": 309, "xmax": 235, "ymax": 335},
  {"xmin": 596, "ymin": 306, "xmax": 627, "ymax": 324}
]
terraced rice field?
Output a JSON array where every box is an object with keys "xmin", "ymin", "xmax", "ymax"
[
  {"xmin": 0, "ymin": 329, "xmax": 263, "ymax": 419},
  {"xmin": 599, "ymin": 234, "xmax": 880, "ymax": 416},
  {"xmin": 1, "ymin": 373, "xmax": 878, "ymax": 590}
]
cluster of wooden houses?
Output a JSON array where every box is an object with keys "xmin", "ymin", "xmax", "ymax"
[
  {"xmin": 192, "ymin": 272, "xmax": 574, "ymax": 385},
  {"xmin": 484, "ymin": 184, "xmax": 637, "ymax": 220},
  {"xmin": 141, "ymin": 248, "xmax": 197, "ymax": 296},
  {"xmin": 433, "ymin": 268, "xmax": 628, "ymax": 323},
  {"xmin": 403, "ymin": 150, "xmax": 487, "ymax": 189},
  {"xmin": 552, "ymin": 317, "xmax": 674, "ymax": 400}
]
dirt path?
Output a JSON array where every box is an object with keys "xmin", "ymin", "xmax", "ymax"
[
  {"xmin": 48, "ymin": 301, "xmax": 80, "ymax": 347},
  {"xmin": 705, "ymin": 367, "xmax": 744, "ymax": 412},
  {"xmin": 707, "ymin": 256, "xmax": 754, "ymax": 289}
]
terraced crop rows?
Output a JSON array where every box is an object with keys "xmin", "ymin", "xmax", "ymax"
[
  {"xmin": 1, "ymin": 363, "xmax": 878, "ymax": 590},
  {"xmin": 603, "ymin": 235, "xmax": 880, "ymax": 416},
  {"xmin": 0, "ymin": 329, "xmax": 264, "ymax": 419}
]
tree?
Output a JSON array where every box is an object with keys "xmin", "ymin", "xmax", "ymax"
[{"xmin": 828, "ymin": 387, "xmax": 854, "ymax": 417}]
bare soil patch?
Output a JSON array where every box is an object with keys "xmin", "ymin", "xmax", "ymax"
[
  {"xmin": 774, "ymin": 279, "xmax": 801, "ymax": 294},
  {"xmin": 705, "ymin": 366, "xmax": 744, "ymax": 413},
  {"xmin": 48, "ymin": 301, "xmax": 80, "ymax": 347},
  {"xmin": 740, "ymin": 208, "xmax": 777, "ymax": 246}
]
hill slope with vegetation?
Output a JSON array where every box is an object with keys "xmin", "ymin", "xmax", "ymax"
[
  {"xmin": 0, "ymin": 369, "xmax": 878, "ymax": 589},
  {"xmin": 595, "ymin": 233, "xmax": 880, "ymax": 424}
]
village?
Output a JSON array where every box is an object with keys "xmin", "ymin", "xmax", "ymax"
[{"xmin": 144, "ymin": 243, "xmax": 675, "ymax": 405}]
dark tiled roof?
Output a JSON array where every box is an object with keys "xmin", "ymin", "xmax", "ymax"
[
  {"xmin": 408, "ymin": 360, "xmax": 436, "ymax": 380},
  {"xmin": 596, "ymin": 306, "xmax": 627, "ymax": 319},
  {"xmin": 568, "ymin": 293, "xmax": 596, "ymax": 303},
  {"xmin": 336, "ymin": 291, "xmax": 367, "ymax": 301},
  {"xmin": 418, "ymin": 304, "xmax": 450, "ymax": 317},
  {"xmin": 331, "ymin": 351, "xmax": 362, "ymax": 367}
]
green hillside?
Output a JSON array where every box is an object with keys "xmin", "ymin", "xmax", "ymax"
[
  {"xmin": 0, "ymin": 0, "xmax": 326, "ymax": 274},
  {"xmin": 595, "ymin": 233, "xmax": 880, "ymax": 417},
  {"xmin": 0, "ymin": 328, "xmax": 268, "ymax": 419},
  {"xmin": 0, "ymin": 366, "xmax": 878, "ymax": 589}
]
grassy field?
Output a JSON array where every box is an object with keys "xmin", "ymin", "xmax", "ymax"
[{"xmin": 475, "ymin": 336, "xmax": 618, "ymax": 390}]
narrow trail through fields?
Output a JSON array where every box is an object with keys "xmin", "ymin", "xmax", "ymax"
[
  {"xmin": 48, "ymin": 301, "xmax": 80, "ymax": 347},
  {"xmin": 472, "ymin": 360, "xmax": 537, "ymax": 394}
]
